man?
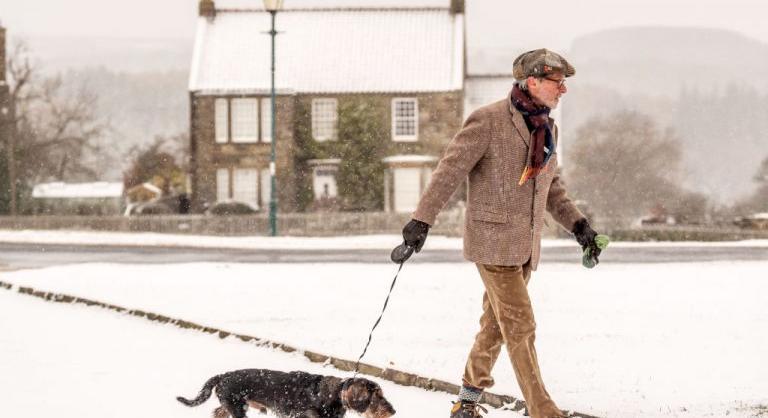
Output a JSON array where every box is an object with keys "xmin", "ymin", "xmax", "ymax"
[{"xmin": 399, "ymin": 49, "xmax": 602, "ymax": 418}]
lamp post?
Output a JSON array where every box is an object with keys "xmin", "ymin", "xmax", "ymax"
[{"xmin": 263, "ymin": 0, "xmax": 283, "ymax": 236}]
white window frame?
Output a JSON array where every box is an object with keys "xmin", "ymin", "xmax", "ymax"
[
  {"xmin": 231, "ymin": 98, "xmax": 259, "ymax": 143},
  {"xmin": 260, "ymin": 98, "xmax": 272, "ymax": 143},
  {"xmin": 216, "ymin": 168, "xmax": 230, "ymax": 202},
  {"xmin": 311, "ymin": 98, "xmax": 338, "ymax": 142},
  {"xmin": 232, "ymin": 168, "xmax": 259, "ymax": 210},
  {"xmin": 215, "ymin": 99, "xmax": 229, "ymax": 144},
  {"xmin": 260, "ymin": 168, "xmax": 271, "ymax": 209},
  {"xmin": 391, "ymin": 98, "xmax": 419, "ymax": 142}
]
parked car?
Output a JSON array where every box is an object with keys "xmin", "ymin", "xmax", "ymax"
[
  {"xmin": 733, "ymin": 213, "xmax": 768, "ymax": 230},
  {"xmin": 206, "ymin": 201, "xmax": 258, "ymax": 216}
]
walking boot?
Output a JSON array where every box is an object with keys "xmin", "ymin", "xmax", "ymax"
[{"xmin": 450, "ymin": 401, "xmax": 488, "ymax": 418}]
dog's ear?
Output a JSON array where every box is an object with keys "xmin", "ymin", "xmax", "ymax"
[{"xmin": 341, "ymin": 379, "xmax": 372, "ymax": 412}]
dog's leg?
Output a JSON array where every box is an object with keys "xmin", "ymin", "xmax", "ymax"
[
  {"xmin": 212, "ymin": 406, "xmax": 229, "ymax": 418},
  {"xmin": 219, "ymin": 399, "xmax": 247, "ymax": 418},
  {"xmin": 247, "ymin": 400, "xmax": 268, "ymax": 414}
]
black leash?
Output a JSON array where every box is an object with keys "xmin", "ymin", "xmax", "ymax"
[{"xmin": 352, "ymin": 243, "xmax": 414, "ymax": 377}]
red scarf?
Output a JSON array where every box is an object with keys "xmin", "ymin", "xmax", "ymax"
[{"xmin": 510, "ymin": 85, "xmax": 555, "ymax": 185}]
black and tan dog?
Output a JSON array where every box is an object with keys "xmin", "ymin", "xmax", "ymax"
[{"xmin": 177, "ymin": 368, "xmax": 396, "ymax": 418}]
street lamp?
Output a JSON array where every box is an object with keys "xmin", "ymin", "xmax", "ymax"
[{"xmin": 263, "ymin": 0, "xmax": 283, "ymax": 236}]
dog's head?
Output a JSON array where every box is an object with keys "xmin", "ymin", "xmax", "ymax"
[{"xmin": 340, "ymin": 378, "xmax": 396, "ymax": 418}]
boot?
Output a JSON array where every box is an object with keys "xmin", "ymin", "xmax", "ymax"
[{"xmin": 450, "ymin": 401, "xmax": 488, "ymax": 418}]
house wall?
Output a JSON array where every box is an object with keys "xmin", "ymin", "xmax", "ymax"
[
  {"xmin": 190, "ymin": 90, "xmax": 464, "ymax": 213},
  {"xmin": 295, "ymin": 91, "xmax": 463, "ymax": 158},
  {"xmin": 190, "ymin": 93, "xmax": 298, "ymax": 212}
]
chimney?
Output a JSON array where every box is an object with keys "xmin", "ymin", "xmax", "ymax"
[
  {"xmin": 450, "ymin": 0, "xmax": 464, "ymax": 14},
  {"xmin": 199, "ymin": 0, "xmax": 216, "ymax": 18}
]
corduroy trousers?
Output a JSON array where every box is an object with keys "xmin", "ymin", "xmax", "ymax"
[{"xmin": 462, "ymin": 263, "xmax": 564, "ymax": 418}]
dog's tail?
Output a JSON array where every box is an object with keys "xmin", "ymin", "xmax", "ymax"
[{"xmin": 176, "ymin": 375, "xmax": 222, "ymax": 407}]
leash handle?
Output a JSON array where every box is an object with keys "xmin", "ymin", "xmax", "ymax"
[{"xmin": 353, "ymin": 261, "xmax": 405, "ymax": 377}]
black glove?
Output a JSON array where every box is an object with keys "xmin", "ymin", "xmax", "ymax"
[
  {"xmin": 391, "ymin": 219, "xmax": 430, "ymax": 263},
  {"xmin": 572, "ymin": 218, "xmax": 601, "ymax": 258}
]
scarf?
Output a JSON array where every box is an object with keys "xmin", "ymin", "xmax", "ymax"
[{"xmin": 510, "ymin": 85, "xmax": 555, "ymax": 185}]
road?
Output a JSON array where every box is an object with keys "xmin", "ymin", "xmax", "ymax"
[{"xmin": 0, "ymin": 242, "xmax": 766, "ymax": 270}]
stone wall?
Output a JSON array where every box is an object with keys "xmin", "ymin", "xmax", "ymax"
[{"xmin": 190, "ymin": 94, "xmax": 298, "ymax": 212}]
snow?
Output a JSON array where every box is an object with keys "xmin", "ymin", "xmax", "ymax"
[
  {"xmin": 382, "ymin": 155, "xmax": 439, "ymax": 164},
  {"xmin": 2, "ymin": 259, "xmax": 767, "ymax": 417},
  {"xmin": 190, "ymin": 9, "xmax": 463, "ymax": 94},
  {"xmin": 31, "ymin": 182, "xmax": 124, "ymax": 199},
  {"xmin": 0, "ymin": 229, "xmax": 767, "ymax": 250}
]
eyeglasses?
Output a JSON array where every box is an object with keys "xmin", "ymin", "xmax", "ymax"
[{"xmin": 543, "ymin": 77, "xmax": 566, "ymax": 88}]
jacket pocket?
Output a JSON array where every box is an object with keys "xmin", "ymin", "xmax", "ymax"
[{"xmin": 471, "ymin": 207, "xmax": 508, "ymax": 223}]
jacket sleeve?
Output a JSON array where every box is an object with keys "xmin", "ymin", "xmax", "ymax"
[
  {"xmin": 546, "ymin": 168, "xmax": 585, "ymax": 231},
  {"xmin": 412, "ymin": 111, "xmax": 491, "ymax": 225}
]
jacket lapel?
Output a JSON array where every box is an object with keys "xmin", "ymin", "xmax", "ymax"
[{"xmin": 507, "ymin": 91, "xmax": 530, "ymax": 147}]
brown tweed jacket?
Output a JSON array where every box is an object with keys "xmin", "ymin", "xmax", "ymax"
[{"xmin": 412, "ymin": 91, "xmax": 584, "ymax": 269}]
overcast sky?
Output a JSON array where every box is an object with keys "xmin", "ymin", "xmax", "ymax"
[{"xmin": 2, "ymin": 0, "xmax": 768, "ymax": 51}]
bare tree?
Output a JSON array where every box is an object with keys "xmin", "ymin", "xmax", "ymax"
[
  {"xmin": 566, "ymin": 111, "xmax": 707, "ymax": 225},
  {"xmin": 4, "ymin": 40, "xmax": 108, "ymax": 213}
]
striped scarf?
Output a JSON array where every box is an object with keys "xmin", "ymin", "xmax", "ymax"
[{"xmin": 510, "ymin": 85, "xmax": 555, "ymax": 185}]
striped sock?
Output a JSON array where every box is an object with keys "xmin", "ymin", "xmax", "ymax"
[{"xmin": 458, "ymin": 385, "xmax": 483, "ymax": 403}]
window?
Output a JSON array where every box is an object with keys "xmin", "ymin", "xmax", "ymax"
[
  {"xmin": 312, "ymin": 98, "xmax": 338, "ymax": 141},
  {"xmin": 233, "ymin": 168, "xmax": 259, "ymax": 209},
  {"xmin": 231, "ymin": 98, "xmax": 259, "ymax": 143},
  {"xmin": 215, "ymin": 99, "xmax": 229, "ymax": 144},
  {"xmin": 216, "ymin": 168, "xmax": 229, "ymax": 202},
  {"xmin": 260, "ymin": 168, "xmax": 271, "ymax": 208},
  {"xmin": 392, "ymin": 98, "xmax": 418, "ymax": 141},
  {"xmin": 260, "ymin": 98, "xmax": 272, "ymax": 143}
]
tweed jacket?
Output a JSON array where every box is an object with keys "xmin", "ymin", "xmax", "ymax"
[{"xmin": 412, "ymin": 92, "xmax": 584, "ymax": 270}]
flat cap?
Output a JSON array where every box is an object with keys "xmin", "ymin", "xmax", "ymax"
[{"xmin": 513, "ymin": 48, "xmax": 575, "ymax": 80}]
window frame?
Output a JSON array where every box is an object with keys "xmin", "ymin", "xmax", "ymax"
[
  {"xmin": 213, "ymin": 96, "xmax": 274, "ymax": 144},
  {"xmin": 311, "ymin": 98, "xmax": 339, "ymax": 142},
  {"xmin": 391, "ymin": 97, "xmax": 419, "ymax": 142}
]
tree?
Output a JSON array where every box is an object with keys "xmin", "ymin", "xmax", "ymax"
[
  {"xmin": 2, "ymin": 40, "xmax": 109, "ymax": 214},
  {"xmin": 336, "ymin": 99, "xmax": 387, "ymax": 211},
  {"xmin": 123, "ymin": 134, "xmax": 187, "ymax": 195},
  {"xmin": 567, "ymin": 111, "xmax": 707, "ymax": 224},
  {"xmin": 733, "ymin": 154, "xmax": 768, "ymax": 214}
]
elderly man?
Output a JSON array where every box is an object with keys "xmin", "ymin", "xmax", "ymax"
[{"xmin": 399, "ymin": 49, "xmax": 602, "ymax": 418}]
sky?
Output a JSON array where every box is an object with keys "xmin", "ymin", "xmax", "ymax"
[{"xmin": 2, "ymin": 0, "xmax": 768, "ymax": 52}]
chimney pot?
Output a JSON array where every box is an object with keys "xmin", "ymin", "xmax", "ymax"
[{"xmin": 199, "ymin": 0, "xmax": 216, "ymax": 18}]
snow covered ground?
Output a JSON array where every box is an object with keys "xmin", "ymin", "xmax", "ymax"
[
  {"xmin": 2, "ymin": 253, "xmax": 767, "ymax": 417},
  {"xmin": 1, "ymin": 229, "xmax": 767, "ymax": 250}
]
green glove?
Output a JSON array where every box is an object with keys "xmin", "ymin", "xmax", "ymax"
[{"xmin": 582, "ymin": 234, "xmax": 610, "ymax": 268}]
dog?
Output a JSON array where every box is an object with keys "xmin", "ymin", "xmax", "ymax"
[{"xmin": 177, "ymin": 368, "xmax": 396, "ymax": 418}]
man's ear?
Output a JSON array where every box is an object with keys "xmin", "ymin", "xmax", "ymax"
[{"xmin": 526, "ymin": 75, "xmax": 542, "ymax": 90}]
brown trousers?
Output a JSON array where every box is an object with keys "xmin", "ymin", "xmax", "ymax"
[{"xmin": 462, "ymin": 264, "xmax": 564, "ymax": 418}]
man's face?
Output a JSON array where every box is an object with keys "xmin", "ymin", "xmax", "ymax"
[{"xmin": 527, "ymin": 73, "xmax": 567, "ymax": 109}]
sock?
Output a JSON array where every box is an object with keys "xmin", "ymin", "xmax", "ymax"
[{"xmin": 458, "ymin": 385, "xmax": 482, "ymax": 403}]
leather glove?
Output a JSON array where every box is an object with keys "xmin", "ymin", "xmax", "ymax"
[
  {"xmin": 391, "ymin": 219, "xmax": 430, "ymax": 263},
  {"xmin": 572, "ymin": 218, "xmax": 601, "ymax": 259}
]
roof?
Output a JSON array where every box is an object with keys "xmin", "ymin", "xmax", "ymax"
[
  {"xmin": 189, "ymin": 8, "xmax": 464, "ymax": 94},
  {"xmin": 32, "ymin": 182, "xmax": 124, "ymax": 199}
]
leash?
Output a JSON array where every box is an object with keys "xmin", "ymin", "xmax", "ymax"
[{"xmin": 352, "ymin": 243, "xmax": 414, "ymax": 377}]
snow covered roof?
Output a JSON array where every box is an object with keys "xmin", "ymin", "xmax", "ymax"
[
  {"xmin": 32, "ymin": 182, "xmax": 124, "ymax": 199},
  {"xmin": 189, "ymin": 8, "xmax": 464, "ymax": 94}
]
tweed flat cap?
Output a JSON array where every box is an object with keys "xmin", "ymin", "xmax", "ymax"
[{"xmin": 513, "ymin": 48, "xmax": 576, "ymax": 80}]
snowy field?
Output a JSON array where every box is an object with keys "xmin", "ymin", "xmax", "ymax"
[{"xmin": 2, "ymin": 253, "xmax": 768, "ymax": 417}]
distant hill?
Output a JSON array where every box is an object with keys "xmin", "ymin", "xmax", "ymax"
[
  {"xmin": 562, "ymin": 27, "xmax": 768, "ymax": 204},
  {"xmin": 18, "ymin": 36, "xmax": 192, "ymax": 73},
  {"xmin": 569, "ymin": 26, "xmax": 768, "ymax": 96}
]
